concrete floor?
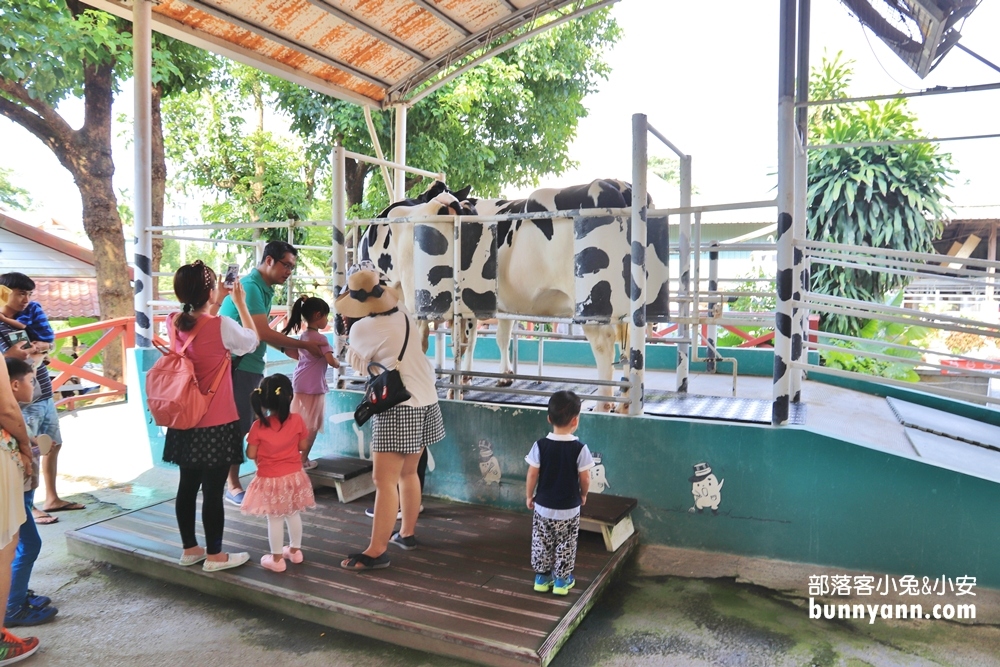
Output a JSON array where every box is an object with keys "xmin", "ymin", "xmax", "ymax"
[{"xmin": 16, "ymin": 399, "xmax": 1000, "ymax": 666}]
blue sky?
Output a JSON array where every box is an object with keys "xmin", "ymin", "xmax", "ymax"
[{"xmin": 2, "ymin": 0, "xmax": 998, "ymax": 230}]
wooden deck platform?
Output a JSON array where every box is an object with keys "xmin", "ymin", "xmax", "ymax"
[{"xmin": 66, "ymin": 489, "xmax": 637, "ymax": 667}]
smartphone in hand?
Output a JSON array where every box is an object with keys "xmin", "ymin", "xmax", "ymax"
[
  {"xmin": 8, "ymin": 330, "xmax": 31, "ymax": 350},
  {"xmin": 224, "ymin": 263, "xmax": 239, "ymax": 288}
]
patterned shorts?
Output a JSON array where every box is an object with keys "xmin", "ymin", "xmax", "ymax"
[
  {"xmin": 531, "ymin": 512, "xmax": 580, "ymax": 580},
  {"xmin": 371, "ymin": 403, "xmax": 446, "ymax": 454}
]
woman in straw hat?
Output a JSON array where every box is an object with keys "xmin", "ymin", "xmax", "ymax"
[{"xmin": 337, "ymin": 262, "xmax": 444, "ymax": 570}]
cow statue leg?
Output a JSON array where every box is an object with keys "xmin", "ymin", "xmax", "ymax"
[
  {"xmin": 495, "ymin": 318, "xmax": 515, "ymax": 387},
  {"xmin": 582, "ymin": 324, "xmax": 619, "ymax": 413},
  {"xmin": 446, "ymin": 317, "xmax": 480, "ymax": 399},
  {"xmin": 461, "ymin": 318, "xmax": 478, "ymax": 382}
]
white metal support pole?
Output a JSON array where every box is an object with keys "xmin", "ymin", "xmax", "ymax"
[
  {"xmin": 988, "ymin": 221, "xmax": 998, "ymax": 306},
  {"xmin": 677, "ymin": 155, "xmax": 692, "ymax": 392},
  {"xmin": 790, "ymin": 0, "xmax": 811, "ymax": 402},
  {"xmin": 628, "ymin": 113, "xmax": 648, "ymax": 416},
  {"xmin": 332, "ymin": 145, "xmax": 347, "ymax": 296},
  {"xmin": 773, "ymin": 0, "xmax": 797, "ymax": 425},
  {"xmin": 707, "ymin": 243, "xmax": 719, "ymax": 373},
  {"xmin": 452, "ymin": 216, "xmax": 463, "ymax": 400},
  {"xmin": 132, "ymin": 0, "xmax": 154, "ymax": 348},
  {"xmin": 393, "ymin": 104, "xmax": 408, "ymax": 201},
  {"xmin": 286, "ymin": 221, "xmax": 296, "ymax": 307}
]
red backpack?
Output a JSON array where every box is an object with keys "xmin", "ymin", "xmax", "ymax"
[{"xmin": 146, "ymin": 315, "xmax": 230, "ymax": 430}]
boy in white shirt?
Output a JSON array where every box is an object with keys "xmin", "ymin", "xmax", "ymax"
[{"xmin": 525, "ymin": 391, "xmax": 594, "ymax": 596}]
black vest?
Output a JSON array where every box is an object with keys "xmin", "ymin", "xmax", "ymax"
[{"xmin": 533, "ymin": 437, "xmax": 585, "ymax": 510}]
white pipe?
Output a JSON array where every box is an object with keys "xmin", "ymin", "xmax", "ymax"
[
  {"xmin": 628, "ymin": 113, "xmax": 648, "ymax": 415},
  {"xmin": 677, "ymin": 155, "xmax": 692, "ymax": 393},
  {"xmin": 363, "ymin": 106, "xmax": 395, "ymax": 200},
  {"xmin": 132, "ymin": 0, "xmax": 153, "ymax": 348},
  {"xmin": 393, "ymin": 104, "xmax": 408, "ymax": 201},
  {"xmin": 332, "ymin": 145, "xmax": 347, "ymax": 295},
  {"xmin": 772, "ymin": 0, "xmax": 796, "ymax": 425}
]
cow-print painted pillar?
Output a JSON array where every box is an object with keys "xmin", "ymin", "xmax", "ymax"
[
  {"xmin": 772, "ymin": 0, "xmax": 797, "ymax": 426},
  {"xmin": 331, "ymin": 145, "xmax": 347, "ymax": 300},
  {"xmin": 628, "ymin": 113, "xmax": 648, "ymax": 416},
  {"xmin": 707, "ymin": 243, "xmax": 719, "ymax": 374},
  {"xmin": 789, "ymin": 133, "xmax": 808, "ymax": 403},
  {"xmin": 132, "ymin": 0, "xmax": 153, "ymax": 349},
  {"xmin": 676, "ymin": 156, "xmax": 692, "ymax": 393}
]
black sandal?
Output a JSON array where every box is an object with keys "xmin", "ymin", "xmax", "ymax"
[{"xmin": 340, "ymin": 552, "xmax": 390, "ymax": 571}]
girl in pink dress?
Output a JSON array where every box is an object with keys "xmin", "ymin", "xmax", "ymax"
[
  {"xmin": 281, "ymin": 296, "xmax": 340, "ymax": 470},
  {"xmin": 240, "ymin": 373, "xmax": 316, "ymax": 572}
]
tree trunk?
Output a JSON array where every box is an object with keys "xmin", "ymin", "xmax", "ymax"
[
  {"xmin": 151, "ymin": 82, "xmax": 166, "ymax": 300},
  {"xmin": 345, "ymin": 158, "xmax": 370, "ymax": 207},
  {"xmin": 67, "ymin": 60, "xmax": 131, "ymax": 384}
]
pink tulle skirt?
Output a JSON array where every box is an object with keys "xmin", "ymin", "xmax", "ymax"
[
  {"xmin": 240, "ymin": 470, "xmax": 316, "ymax": 517},
  {"xmin": 291, "ymin": 393, "xmax": 325, "ymax": 434}
]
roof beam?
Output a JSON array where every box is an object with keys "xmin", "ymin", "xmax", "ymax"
[
  {"xmin": 82, "ymin": 0, "xmax": 380, "ymax": 107},
  {"xmin": 395, "ymin": 0, "xmax": 619, "ymax": 104},
  {"xmin": 304, "ymin": 0, "xmax": 429, "ymax": 63},
  {"xmin": 179, "ymin": 0, "xmax": 391, "ymax": 89},
  {"xmin": 409, "ymin": 0, "xmax": 472, "ymax": 37}
]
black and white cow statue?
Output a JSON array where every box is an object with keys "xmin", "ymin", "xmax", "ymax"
[
  {"xmin": 359, "ymin": 187, "xmax": 480, "ymax": 357},
  {"xmin": 360, "ymin": 179, "xmax": 666, "ymax": 412}
]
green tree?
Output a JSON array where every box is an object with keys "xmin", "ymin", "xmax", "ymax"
[
  {"xmin": 0, "ymin": 167, "xmax": 33, "ymax": 211},
  {"xmin": 0, "ymin": 0, "xmax": 133, "ymax": 380},
  {"xmin": 807, "ymin": 53, "xmax": 953, "ymax": 336},
  {"xmin": 270, "ymin": 9, "xmax": 621, "ymax": 215},
  {"xmin": 163, "ymin": 62, "xmax": 315, "ymax": 233}
]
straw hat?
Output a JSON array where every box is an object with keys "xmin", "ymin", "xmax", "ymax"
[{"xmin": 335, "ymin": 263, "xmax": 398, "ymax": 318}]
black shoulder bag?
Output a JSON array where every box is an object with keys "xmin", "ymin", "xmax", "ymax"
[{"xmin": 354, "ymin": 312, "xmax": 412, "ymax": 426}]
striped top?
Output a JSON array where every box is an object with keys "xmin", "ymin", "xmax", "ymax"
[{"xmin": 0, "ymin": 321, "xmax": 53, "ymax": 403}]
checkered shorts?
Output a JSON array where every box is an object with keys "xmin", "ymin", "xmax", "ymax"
[{"xmin": 371, "ymin": 403, "xmax": 446, "ymax": 454}]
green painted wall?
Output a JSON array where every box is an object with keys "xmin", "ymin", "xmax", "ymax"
[{"xmin": 311, "ymin": 390, "xmax": 1000, "ymax": 588}]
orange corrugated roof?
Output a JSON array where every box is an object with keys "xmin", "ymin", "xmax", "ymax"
[
  {"xmin": 33, "ymin": 279, "xmax": 102, "ymax": 320},
  {"xmin": 82, "ymin": 0, "xmax": 618, "ymax": 107}
]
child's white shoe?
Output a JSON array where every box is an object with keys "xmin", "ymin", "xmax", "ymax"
[
  {"xmin": 282, "ymin": 546, "xmax": 304, "ymax": 564},
  {"xmin": 261, "ymin": 554, "xmax": 287, "ymax": 572}
]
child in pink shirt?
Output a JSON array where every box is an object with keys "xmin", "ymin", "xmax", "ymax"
[
  {"xmin": 282, "ymin": 296, "xmax": 340, "ymax": 470},
  {"xmin": 240, "ymin": 373, "xmax": 316, "ymax": 572}
]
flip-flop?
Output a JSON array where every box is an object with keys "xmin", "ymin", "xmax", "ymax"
[
  {"xmin": 31, "ymin": 511, "xmax": 58, "ymax": 525},
  {"xmin": 340, "ymin": 552, "xmax": 390, "ymax": 571},
  {"xmin": 44, "ymin": 502, "xmax": 86, "ymax": 512}
]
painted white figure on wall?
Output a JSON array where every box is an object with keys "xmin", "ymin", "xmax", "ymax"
[
  {"xmin": 687, "ymin": 462, "xmax": 724, "ymax": 515},
  {"xmin": 590, "ymin": 452, "xmax": 610, "ymax": 494},
  {"xmin": 478, "ymin": 439, "xmax": 501, "ymax": 485}
]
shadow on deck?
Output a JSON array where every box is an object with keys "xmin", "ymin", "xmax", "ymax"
[{"xmin": 65, "ymin": 489, "xmax": 636, "ymax": 667}]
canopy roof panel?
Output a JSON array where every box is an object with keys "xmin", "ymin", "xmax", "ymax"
[{"xmin": 85, "ymin": 0, "xmax": 618, "ymax": 108}]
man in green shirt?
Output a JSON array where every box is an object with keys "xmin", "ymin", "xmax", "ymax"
[{"xmin": 218, "ymin": 241, "xmax": 324, "ymax": 505}]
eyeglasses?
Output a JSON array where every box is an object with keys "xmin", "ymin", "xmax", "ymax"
[{"xmin": 276, "ymin": 258, "xmax": 296, "ymax": 272}]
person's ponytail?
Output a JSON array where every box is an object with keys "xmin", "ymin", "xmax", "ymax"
[{"xmin": 282, "ymin": 295, "xmax": 308, "ymax": 335}]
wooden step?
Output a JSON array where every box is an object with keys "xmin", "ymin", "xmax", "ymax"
[
  {"xmin": 306, "ymin": 455, "xmax": 375, "ymax": 503},
  {"xmin": 580, "ymin": 493, "xmax": 637, "ymax": 552}
]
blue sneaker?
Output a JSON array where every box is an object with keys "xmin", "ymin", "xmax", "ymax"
[
  {"xmin": 5, "ymin": 602, "xmax": 58, "ymax": 627},
  {"xmin": 533, "ymin": 573, "xmax": 554, "ymax": 592},
  {"xmin": 25, "ymin": 590, "xmax": 50, "ymax": 608},
  {"xmin": 224, "ymin": 489, "xmax": 245, "ymax": 506},
  {"xmin": 553, "ymin": 574, "xmax": 575, "ymax": 596}
]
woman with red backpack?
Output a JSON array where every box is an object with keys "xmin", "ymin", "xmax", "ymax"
[{"xmin": 163, "ymin": 261, "xmax": 258, "ymax": 572}]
